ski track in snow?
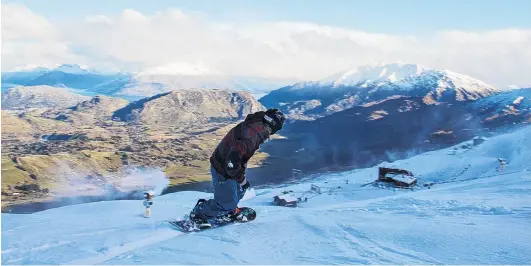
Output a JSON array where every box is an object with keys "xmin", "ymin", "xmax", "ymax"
[
  {"xmin": 65, "ymin": 229, "xmax": 183, "ymax": 265},
  {"xmin": 2, "ymin": 126, "xmax": 531, "ymax": 264}
]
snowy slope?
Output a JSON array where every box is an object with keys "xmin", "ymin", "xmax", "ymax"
[{"xmin": 2, "ymin": 126, "xmax": 531, "ymax": 264}]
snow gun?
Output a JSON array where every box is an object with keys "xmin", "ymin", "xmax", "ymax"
[{"xmin": 143, "ymin": 191, "xmax": 155, "ymax": 217}]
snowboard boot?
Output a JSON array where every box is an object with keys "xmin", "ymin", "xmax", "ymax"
[{"xmin": 189, "ymin": 199, "xmax": 212, "ymax": 229}]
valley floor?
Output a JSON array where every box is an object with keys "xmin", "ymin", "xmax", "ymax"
[{"xmin": 2, "ymin": 127, "xmax": 531, "ymax": 264}]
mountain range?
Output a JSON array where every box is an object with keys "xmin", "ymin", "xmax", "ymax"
[
  {"xmin": 1, "ymin": 64, "xmax": 296, "ymax": 100},
  {"xmin": 259, "ymin": 63, "xmax": 509, "ymax": 120}
]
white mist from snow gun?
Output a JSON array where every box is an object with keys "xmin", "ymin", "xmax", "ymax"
[{"xmin": 114, "ymin": 166, "xmax": 170, "ymax": 197}]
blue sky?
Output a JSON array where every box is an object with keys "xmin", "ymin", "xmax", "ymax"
[{"xmin": 4, "ymin": 0, "xmax": 531, "ymax": 34}]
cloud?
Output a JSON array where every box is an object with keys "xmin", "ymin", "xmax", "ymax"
[
  {"xmin": 121, "ymin": 9, "xmax": 148, "ymax": 22},
  {"xmin": 1, "ymin": 4, "xmax": 56, "ymax": 40},
  {"xmin": 416, "ymin": 29, "xmax": 531, "ymax": 87},
  {"xmin": 85, "ymin": 15, "xmax": 113, "ymax": 25},
  {"xmin": 1, "ymin": 4, "xmax": 85, "ymax": 69},
  {"xmin": 2, "ymin": 4, "xmax": 530, "ymax": 88}
]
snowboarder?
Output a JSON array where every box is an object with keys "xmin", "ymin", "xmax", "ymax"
[{"xmin": 188, "ymin": 108, "xmax": 286, "ymax": 227}]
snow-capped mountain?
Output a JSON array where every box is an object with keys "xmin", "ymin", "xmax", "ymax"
[
  {"xmin": 1, "ymin": 64, "xmax": 123, "ymax": 92},
  {"xmin": 260, "ymin": 63, "xmax": 506, "ymax": 120},
  {"xmin": 2, "ymin": 64, "xmax": 296, "ymax": 100},
  {"xmin": 1, "ymin": 67, "xmax": 51, "ymax": 91},
  {"xmin": 52, "ymin": 64, "xmax": 94, "ymax": 75},
  {"xmin": 10, "ymin": 65, "xmax": 53, "ymax": 72},
  {"xmin": 3, "ymin": 64, "xmax": 100, "ymax": 79},
  {"xmin": 317, "ymin": 63, "xmax": 494, "ymax": 92},
  {"xmin": 2, "ymin": 125, "xmax": 531, "ymax": 264}
]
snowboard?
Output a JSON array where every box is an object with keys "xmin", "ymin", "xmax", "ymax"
[{"xmin": 168, "ymin": 207, "xmax": 256, "ymax": 232}]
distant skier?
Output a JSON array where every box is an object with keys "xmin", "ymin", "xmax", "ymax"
[{"xmin": 188, "ymin": 108, "xmax": 286, "ymax": 227}]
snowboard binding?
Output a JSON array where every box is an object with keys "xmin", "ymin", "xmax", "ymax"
[{"xmin": 189, "ymin": 199, "xmax": 213, "ymax": 229}]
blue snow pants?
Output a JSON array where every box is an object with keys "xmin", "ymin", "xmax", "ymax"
[{"xmin": 198, "ymin": 165, "xmax": 246, "ymax": 218}]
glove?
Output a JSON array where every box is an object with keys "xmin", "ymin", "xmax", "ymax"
[{"xmin": 239, "ymin": 178, "xmax": 251, "ymax": 191}]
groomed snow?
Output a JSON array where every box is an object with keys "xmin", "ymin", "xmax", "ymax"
[{"xmin": 2, "ymin": 126, "xmax": 531, "ymax": 264}]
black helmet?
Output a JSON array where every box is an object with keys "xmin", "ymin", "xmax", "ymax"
[{"xmin": 263, "ymin": 108, "xmax": 285, "ymax": 134}]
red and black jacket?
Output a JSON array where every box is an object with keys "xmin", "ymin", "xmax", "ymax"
[{"xmin": 210, "ymin": 111, "xmax": 270, "ymax": 183}]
